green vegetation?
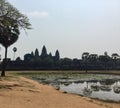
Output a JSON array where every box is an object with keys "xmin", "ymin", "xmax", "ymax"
[
  {"xmin": 0, "ymin": 0, "xmax": 31, "ymax": 76},
  {"xmin": 11, "ymin": 70, "xmax": 120, "ymax": 81}
]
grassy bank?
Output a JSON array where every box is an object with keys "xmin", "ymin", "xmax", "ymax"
[{"xmin": 7, "ymin": 70, "xmax": 120, "ymax": 76}]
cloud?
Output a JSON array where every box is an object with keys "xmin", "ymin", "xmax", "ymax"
[{"xmin": 24, "ymin": 11, "xmax": 49, "ymax": 18}]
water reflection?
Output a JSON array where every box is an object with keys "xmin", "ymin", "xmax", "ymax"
[
  {"xmin": 100, "ymin": 79, "xmax": 115, "ymax": 85},
  {"xmin": 100, "ymin": 85, "xmax": 112, "ymax": 92},
  {"xmin": 32, "ymin": 75, "xmax": 120, "ymax": 102},
  {"xmin": 91, "ymin": 85, "xmax": 100, "ymax": 91},
  {"xmin": 113, "ymin": 81, "xmax": 120, "ymax": 94},
  {"xmin": 113, "ymin": 86, "xmax": 120, "ymax": 94},
  {"xmin": 60, "ymin": 79, "xmax": 120, "ymax": 102},
  {"xmin": 83, "ymin": 82, "xmax": 92, "ymax": 96}
]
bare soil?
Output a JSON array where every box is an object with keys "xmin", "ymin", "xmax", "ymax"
[{"xmin": 0, "ymin": 76, "xmax": 119, "ymax": 108}]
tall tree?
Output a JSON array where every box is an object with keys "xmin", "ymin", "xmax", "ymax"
[
  {"xmin": 0, "ymin": 0, "xmax": 31, "ymax": 76},
  {"xmin": 13, "ymin": 47, "xmax": 17, "ymax": 60}
]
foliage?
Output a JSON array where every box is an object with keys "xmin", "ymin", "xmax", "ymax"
[
  {"xmin": 1, "ymin": 45, "xmax": 120, "ymax": 70},
  {"xmin": 10, "ymin": 48, "xmax": 120, "ymax": 70},
  {"xmin": 13, "ymin": 47, "xmax": 17, "ymax": 52},
  {"xmin": 0, "ymin": 0, "xmax": 31, "ymax": 48},
  {"xmin": 0, "ymin": 0, "xmax": 31, "ymax": 76}
]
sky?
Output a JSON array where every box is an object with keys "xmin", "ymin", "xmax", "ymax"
[{"xmin": 1, "ymin": 0, "xmax": 120, "ymax": 60}]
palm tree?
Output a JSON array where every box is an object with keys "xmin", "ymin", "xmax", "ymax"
[
  {"xmin": 0, "ymin": 0, "xmax": 31, "ymax": 76},
  {"xmin": 13, "ymin": 47, "xmax": 17, "ymax": 60},
  {"xmin": 0, "ymin": 18, "xmax": 19, "ymax": 76}
]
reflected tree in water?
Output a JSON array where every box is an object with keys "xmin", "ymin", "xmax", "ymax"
[{"xmin": 83, "ymin": 82, "xmax": 92, "ymax": 96}]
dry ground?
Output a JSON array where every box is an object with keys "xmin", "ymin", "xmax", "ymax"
[{"xmin": 0, "ymin": 75, "xmax": 120, "ymax": 108}]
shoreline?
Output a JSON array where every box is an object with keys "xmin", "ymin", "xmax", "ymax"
[
  {"xmin": 8, "ymin": 70, "xmax": 120, "ymax": 75},
  {"xmin": 0, "ymin": 75, "xmax": 120, "ymax": 108}
]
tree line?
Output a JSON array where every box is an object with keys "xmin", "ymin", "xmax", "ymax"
[{"xmin": 4, "ymin": 46, "xmax": 120, "ymax": 71}]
